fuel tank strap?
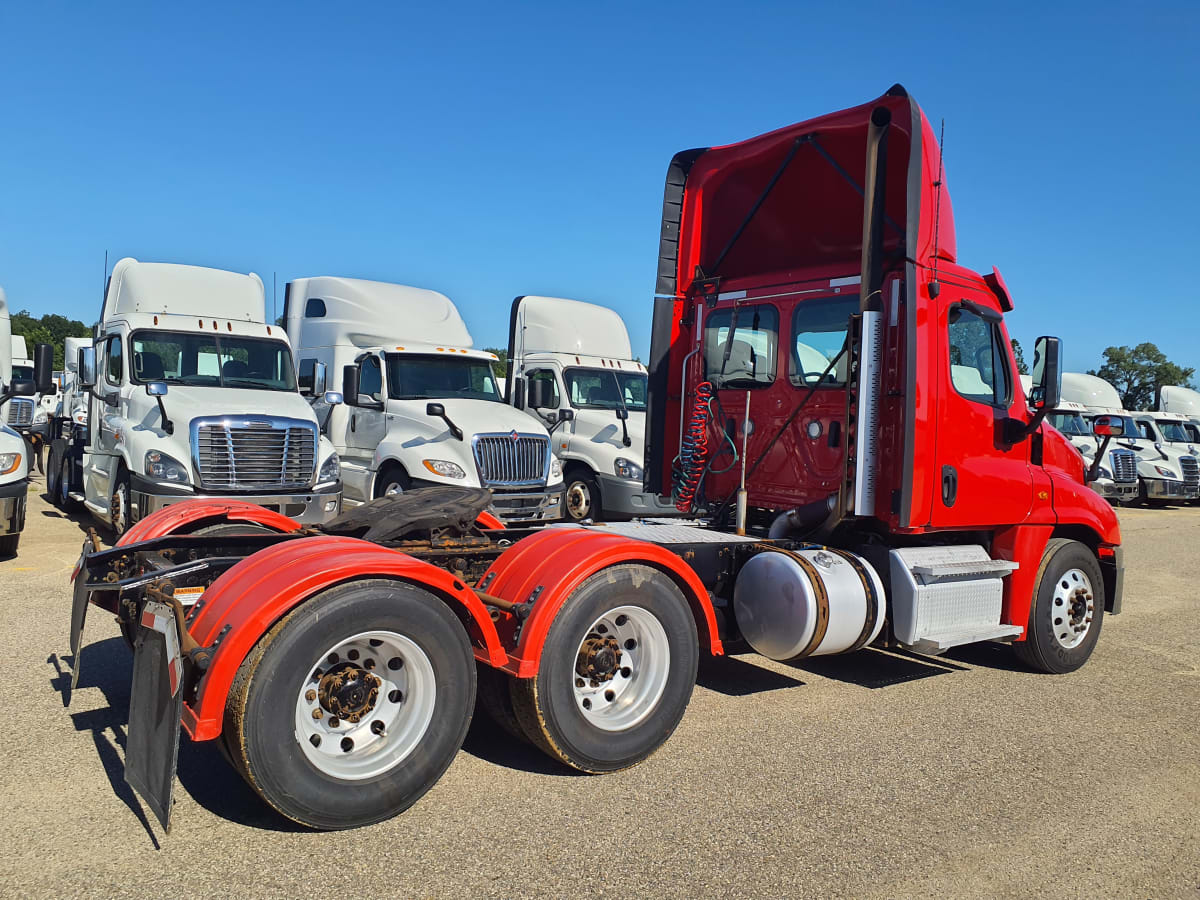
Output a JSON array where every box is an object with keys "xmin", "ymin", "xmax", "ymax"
[{"xmin": 824, "ymin": 548, "xmax": 881, "ymax": 652}]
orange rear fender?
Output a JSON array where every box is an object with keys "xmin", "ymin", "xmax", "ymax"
[
  {"xmin": 120, "ymin": 498, "xmax": 301, "ymax": 545},
  {"xmin": 182, "ymin": 536, "xmax": 506, "ymax": 741},
  {"xmin": 478, "ymin": 527, "xmax": 722, "ymax": 677}
]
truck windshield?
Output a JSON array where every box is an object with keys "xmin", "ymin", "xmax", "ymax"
[
  {"xmin": 1048, "ymin": 412, "xmax": 1090, "ymax": 436},
  {"xmin": 1157, "ymin": 421, "xmax": 1190, "ymax": 442},
  {"xmin": 563, "ymin": 368, "xmax": 648, "ymax": 411},
  {"xmin": 129, "ymin": 330, "xmax": 297, "ymax": 391},
  {"xmin": 385, "ymin": 354, "xmax": 502, "ymax": 402}
]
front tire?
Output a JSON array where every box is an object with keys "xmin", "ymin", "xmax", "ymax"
[
  {"xmin": 109, "ymin": 468, "xmax": 131, "ymax": 537},
  {"xmin": 562, "ymin": 469, "xmax": 601, "ymax": 522},
  {"xmin": 224, "ymin": 578, "xmax": 475, "ymax": 829},
  {"xmin": 0, "ymin": 533, "xmax": 18, "ymax": 557},
  {"xmin": 57, "ymin": 451, "xmax": 81, "ymax": 512},
  {"xmin": 510, "ymin": 564, "xmax": 698, "ymax": 773},
  {"xmin": 375, "ymin": 466, "xmax": 411, "ymax": 499},
  {"xmin": 1013, "ymin": 538, "xmax": 1105, "ymax": 674}
]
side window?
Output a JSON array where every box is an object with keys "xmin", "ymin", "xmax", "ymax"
[
  {"xmin": 948, "ymin": 305, "xmax": 1010, "ymax": 406},
  {"xmin": 305, "ymin": 298, "xmax": 327, "ymax": 318},
  {"xmin": 703, "ymin": 304, "xmax": 778, "ymax": 388},
  {"xmin": 1137, "ymin": 421, "xmax": 1155, "ymax": 441},
  {"xmin": 1185, "ymin": 423, "xmax": 1200, "ymax": 443},
  {"xmin": 789, "ymin": 295, "xmax": 858, "ymax": 387},
  {"xmin": 105, "ymin": 335, "xmax": 123, "ymax": 385},
  {"xmin": 358, "ymin": 355, "xmax": 383, "ymax": 403},
  {"xmin": 527, "ymin": 369, "xmax": 560, "ymax": 408}
]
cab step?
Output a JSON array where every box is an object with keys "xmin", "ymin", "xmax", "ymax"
[
  {"xmin": 889, "ymin": 545, "xmax": 1020, "ymax": 653},
  {"xmin": 69, "ymin": 492, "xmax": 86, "ymax": 502}
]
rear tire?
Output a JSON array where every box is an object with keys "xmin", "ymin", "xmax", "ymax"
[
  {"xmin": 0, "ymin": 533, "xmax": 18, "ymax": 557},
  {"xmin": 1013, "ymin": 538, "xmax": 1105, "ymax": 674},
  {"xmin": 57, "ymin": 451, "xmax": 81, "ymax": 512},
  {"xmin": 510, "ymin": 564, "xmax": 698, "ymax": 773},
  {"xmin": 224, "ymin": 578, "xmax": 475, "ymax": 829}
]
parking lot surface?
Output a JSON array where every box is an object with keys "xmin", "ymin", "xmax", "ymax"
[{"xmin": 2, "ymin": 477, "xmax": 1197, "ymax": 899}]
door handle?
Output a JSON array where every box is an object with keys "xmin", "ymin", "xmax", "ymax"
[
  {"xmin": 941, "ymin": 465, "xmax": 957, "ymax": 507},
  {"xmin": 350, "ymin": 413, "xmax": 356, "ymax": 433}
]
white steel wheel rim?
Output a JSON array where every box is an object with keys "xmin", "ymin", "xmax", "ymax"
[
  {"xmin": 572, "ymin": 605, "xmax": 670, "ymax": 732},
  {"xmin": 296, "ymin": 629, "xmax": 436, "ymax": 780},
  {"xmin": 1050, "ymin": 568, "xmax": 1095, "ymax": 650},
  {"xmin": 383, "ymin": 481, "xmax": 404, "ymax": 497},
  {"xmin": 565, "ymin": 481, "xmax": 592, "ymax": 519},
  {"xmin": 59, "ymin": 458, "xmax": 70, "ymax": 504}
]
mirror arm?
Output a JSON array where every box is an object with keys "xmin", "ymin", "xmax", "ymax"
[
  {"xmin": 154, "ymin": 396, "xmax": 174, "ymax": 435},
  {"xmin": 431, "ymin": 410, "xmax": 464, "ymax": 441},
  {"xmin": 1004, "ymin": 406, "xmax": 1049, "ymax": 445},
  {"xmin": 1086, "ymin": 434, "xmax": 1113, "ymax": 483}
]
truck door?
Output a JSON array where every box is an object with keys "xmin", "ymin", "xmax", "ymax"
[
  {"xmin": 343, "ymin": 354, "xmax": 387, "ymax": 500},
  {"xmin": 930, "ymin": 291, "xmax": 1033, "ymax": 528},
  {"xmin": 525, "ymin": 368, "xmax": 562, "ymax": 430},
  {"xmin": 84, "ymin": 333, "xmax": 125, "ymax": 507}
]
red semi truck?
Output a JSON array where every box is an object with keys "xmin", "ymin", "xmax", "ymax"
[{"xmin": 68, "ymin": 85, "xmax": 1124, "ymax": 831}]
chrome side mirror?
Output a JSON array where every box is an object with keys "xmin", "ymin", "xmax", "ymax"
[
  {"xmin": 323, "ymin": 391, "xmax": 343, "ymax": 406},
  {"xmin": 78, "ymin": 346, "xmax": 97, "ymax": 389}
]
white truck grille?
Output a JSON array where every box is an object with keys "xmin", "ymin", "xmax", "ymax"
[
  {"xmin": 1109, "ymin": 448, "xmax": 1137, "ymax": 484},
  {"xmin": 472, "ymin": 433, "xmax": 549, "ymax": 486},
  {"xmin": 1181, "ymin": 455, "xmax": 1199, "ymax": 491},
  {"xmin": 6, "ymin": 398, "xmax": 33, "ymax": 427},
  {"xmin": 191, "ymin": 417, "xmax": 317, "ymax": 491}
]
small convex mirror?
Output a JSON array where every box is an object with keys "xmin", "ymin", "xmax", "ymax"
[{"xmin": 146, "ymin": 381, "xmax": 168, "ymax": 397}]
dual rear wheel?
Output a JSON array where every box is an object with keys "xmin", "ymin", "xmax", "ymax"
[{"xmin": 225, "ymin": 565, "xmax": 699, "ymax": 828}]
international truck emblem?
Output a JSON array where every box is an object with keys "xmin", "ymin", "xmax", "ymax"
[{"xmin": 509, "ymin": 430, "xmax": 520, "ymax": 442}]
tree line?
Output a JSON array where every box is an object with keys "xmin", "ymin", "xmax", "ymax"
[
  {"xmin": 11, "ymin": 310, "xmax": 92, "ymax": 370},
  {"xmin": 1010, "ymin": 338, "xmax": 1194, "ymax": 410}
]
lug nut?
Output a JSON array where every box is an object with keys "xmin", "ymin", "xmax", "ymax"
[
  {"xmin": 370, "ymin": 720, "xmax": 385, "ymax": 735},
  {"xmin": 624, "ymin": 639, "xmax": 637, "ymax": 650},
  {"xmin": 309, "ymin": 735, "xmax": 321, "ymax": 747},
  {"xmin": 328, "ymin": 717, "xmax": 340, "ymax": 728},
  {"xmin": 341, "ymin": 737, "xmax": 354, "ymax": 753},
  {"xmin": 311, "ymin": 708, "xmax": 323, "ymax": 720},
  {"xmin": 305, "ymin": 689, "xmax": 317, "ymax": 702},
  {"xmin": 348, "ymin": 649, "xmax": 359, "ymax": 660}
]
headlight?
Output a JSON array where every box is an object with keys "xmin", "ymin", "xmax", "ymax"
[
  {"xmin": 1094, "ymin": 466, "xmax": 1112, "ymax": 480},
  {"xmin": 422, "ymin": 459, "xmax": 466, "ymax": 479},
  {"xmin": 550, "ymin": 457, "xmax": 563, "ymax": 479},
  {"xmin": 144, "ymin": 450, "xmax": 189, "ymax": 484},
  {"xmin": 318, "ymin": 453, "xmax": 340, "ymax": 484},
  {"xmin": 72, "ymin": 405, "xmax": 88, "ymax": 425},
  {"xmin": 0, "ymin": 453, "xmax": 21, "ymax": 475},
  {"xmin": 614, "ymin": 457, "xmax": 643, "ymax": 480},
  {"xmin": 1153, "ymin": 465, "xmax": 1177, "ymax": 478},
  {"xmin": 33, "ymin": 409, "xmax": 47, "ymax": 425}
]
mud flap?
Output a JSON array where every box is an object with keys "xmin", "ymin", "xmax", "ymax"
[
  {"xmin": 125, "ymin": 600, "xmax": 184, "ymax": 833},
  {"xmin": 67, "ymin": 549, "xmax": 90, "ymax": 703}
]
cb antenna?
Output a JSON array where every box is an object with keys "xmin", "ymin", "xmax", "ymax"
[
  {"xmin": 929, "ymin": 118, "xmax": 945, "ymax": 299},
  {"xmin": 273, "ymin": 271, "xmax": 277, "ymax": 324}
]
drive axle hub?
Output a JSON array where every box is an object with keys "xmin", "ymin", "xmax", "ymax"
[
  {"xmin": 576, "ymin": 634, "xmax": 622, "ymax": 684},
  {"xmin": 317, "ymin": 663, "xmax": 381, "ymax": 723}
]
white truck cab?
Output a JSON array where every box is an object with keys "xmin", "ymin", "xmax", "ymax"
[
  {"xmin": 6, "ymin": 336, "xmax": 38, "ymax": 436},
  {"xmin": 49, "ymin": 259, "xmax": 343, "ymax": 534},
  {"xmin": 1159, "ymin": 385, "xmax": 1200, "ymax": 438},
  {"xmin": 1131, "ymin": 410, "xmax": 1199, "ymax": 460},
  {"xmin": 505, "ymin": 295, "xmax": 678, "ymax": 521},
  {"xmin": 0, "ymin": 289, "xmax": 50, "ymax": 555},
  {"xmin": 285, "ymin": 276, "xmax": 563, "ymax": 522},
  {"xmin": 1045, "ymin": 398, "xmax": 1139, "ymax": 503},
  {"xmin": 1061, "ymin": 372, "xmax": 1199, "ymax": 504}
]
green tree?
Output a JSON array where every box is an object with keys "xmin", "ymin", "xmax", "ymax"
[
  {"xmin": 1089, "ymin": 343, "xmax": 1196, "ymax": 411},
  {"xmin": 482, "ymin": 346, "xmax": 508, "ymax": 381},
  {"xmin": 11, "ymin": 309, "xmax": 92, "ymax": 369},
  {"xmin": 1010, "ymin": 338, "xmax": 1028, "ymax": 375}
]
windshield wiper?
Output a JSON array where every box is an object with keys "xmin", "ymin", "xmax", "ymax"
[{"xmin": 221, "ymin": 378, "xmax": 280, "ymax": 389}]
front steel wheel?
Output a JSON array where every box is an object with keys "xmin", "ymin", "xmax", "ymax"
[
  {"xmin": 1014, "ymin": 538, "xmax": 1105, "ymax": 674},
  {"xmin": 563, "ymin": 474, "xmax": 599, "ymax": 521}
]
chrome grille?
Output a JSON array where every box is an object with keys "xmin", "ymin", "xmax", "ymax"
[
  {"xmin": 1181, "ymin": 455, "xmax": 1199, "ymax": 490},
  {"xmin": 1109, "ymin": 449, "xmax": 1137, "ymax": 484},
  {"xmin": 6, "ymin": 398, "xmax": 33, "ymax": 427},
  {"xmin": 192, "ymin": 417, "xmax": 317, "ymax": 491},
  {"xmin": 472, "ymin": 433, "xmax": 549, "ymax": 486}
]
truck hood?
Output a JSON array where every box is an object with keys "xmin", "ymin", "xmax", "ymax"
[
  {"xmin": 568, "ymin": 408, "xmax": 646, "ymax": 457},
  {"xmin": 388, "ymin": 397, "xmax": 553, "ymax": 443}
]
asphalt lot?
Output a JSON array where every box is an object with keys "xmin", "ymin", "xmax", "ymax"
[{"xmin": 2, "ymin": 476, "xmax": 1197, "ymax": 899}]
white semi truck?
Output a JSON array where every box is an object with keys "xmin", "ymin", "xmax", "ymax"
[
  {"xmin": 505, "ymin": 295, "xmax": 678, "ymax": 521},
  {"xmin": 1061, "ymin": 372, "xmax": 1199, "ymax": 503},
  {"xmin": 284, "ymin": 276, "xmax": 563, "ymax": 522},
  {"xmin": 1130, "ymin": 411, "xmax": 1198, "ymax": 460},
  {"xmin": 48, "ymin": 258, "xmax": 343, "ymax": 534},
  {"xmin": 1159, "ymin": 385, "xmax": 1200, "ymax": 437},
  {"xmin": 0, "ymin": 289, "xmax": 52, "ymax": 554}
]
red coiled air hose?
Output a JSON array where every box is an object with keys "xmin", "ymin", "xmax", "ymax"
[{"xmin": 673, "ymin": 381, "xmax": 713, "ymax": 513}]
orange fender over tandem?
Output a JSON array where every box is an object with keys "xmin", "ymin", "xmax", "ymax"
[
  {"xmin": 119, "ymin": 498, "xmax": 302, "ymax": 545},
  {"xmin": 180, "ymin": 536, "xmax": 506, "ymax": 741},
  {"xmin": 479, "ymin": 527, "xmax": 723, "ymax": 677}
]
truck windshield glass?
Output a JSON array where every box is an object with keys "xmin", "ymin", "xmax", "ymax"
[
  {"xmin": 789, "ymin": 295, "xmax": 856, "ymax": 387},
  {"xmin": 129, "ymin": 331, "xmax": 297, "ymax": 391},
  {"xmin": 1048, "ymin": 412, "xmax": 1090, "ymax": 436},
  {"xmin": 386, "ymin": 354, "xmax": 501, "ymax": 402},
  {"xmin": 1156, "ymin": 421, "xmax": 1189, "ymax": 441},
  {"xmin": 563, "ymin": 369, "xmax": 647, "ymax": 411},
  {"xmin": 702, "ymin": 304, "xmax": 778, "ymax": 388}
]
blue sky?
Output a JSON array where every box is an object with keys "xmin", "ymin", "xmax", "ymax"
[{"xmin": 2, "ymin": 1, "xmax": 1197, "ymax": 377}]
